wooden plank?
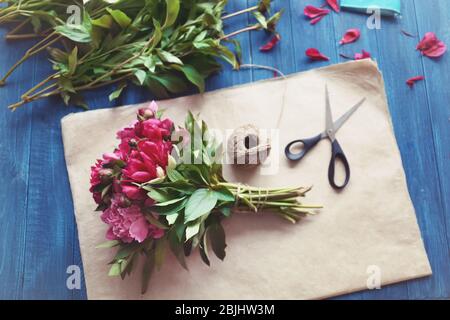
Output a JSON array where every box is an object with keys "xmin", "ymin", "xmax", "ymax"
[
  {"xmin": 409, "ymin": 0, "xmax": 450, "ymax": 299},
  {"xmin": 19, "ymin": 55, "xmax": 79, "ymax": 298},
  {"xmin": 0, "ymin": 31, "xmax": 33, "ymax": 299},
  {"xmin": 0, "ymin": 1, "xmax": 447, "ymax": 300}
]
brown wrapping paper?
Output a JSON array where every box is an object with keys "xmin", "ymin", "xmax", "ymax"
[{"xmin": 61, "ymin": 60, "xmax": 431, "ymax": 299}]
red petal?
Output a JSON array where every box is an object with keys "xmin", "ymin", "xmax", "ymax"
[
  {"xmin": 354, "ymin": 50, "xmax": 371, "ymax": 60},
  {"xmin": 304, "ymin": 5, "xmax": 330, "ymax": 19},
  {"xmin": 259, "ymin": 34, "xmax": 281, "ymax": 52},
  {"xmin": 310, "ymin": 15, "xmax": 326, "ymax": 25},
  {"xmin": 417, "ymin": 32, "xmax": 447, "ymax": 58},
  {"xmin": 339, "ymin": 28, "xmax": 361, "ymax": 45},
  {"xmin": 306, "ymin": 48, "xmax": 330, "ymax": 61},
  {"xmin": 406, "ymin": 76, "xmax": 425, "ymax": 88},
  {"xmin": 326, "ymin": 0, "xmax": 340, "ymax": 13},
  {"xmin": 417, "ymin": 32, "xmax": 437, "ymax": 51}
]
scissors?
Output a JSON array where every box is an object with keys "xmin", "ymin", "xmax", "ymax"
[{"xmin": 285, "ymin": 85, "xmax": 366, "ymax": 190}]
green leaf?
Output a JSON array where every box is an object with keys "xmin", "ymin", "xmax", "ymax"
[
  {"xmin": 106, "ymin": 8, "xmax": 132, "ymax": 29},
  {"xmin": 162, "ymin": 181, "xmax": 196, "ymax": 194},
  {"xmin": 146, "ymin": 77, "xmax": 170, "ymax": 98},
  {"xmin": 150, "ymin": 73, "xmax": 188, "ymax": 93},
  {"xmin": 267, "ymin": 9, "xmax": 284, "ymax": 32},
  {"xmin": 199, "ymin": 229, "xmax": 210, "ymax": 266},
  {"xmin": 168, "ymin": 230, "xmax": 188, "ymax": 270},
  {"xmin": 119, "ymin": 253, "xmax": 135, "ymax": 276},
  {"xmin": 154, "ymin": 196, "xmax": 186, "ymax": 207},
  {"xmin": 214, "ymin": 186, "xmax": 235, "ymax": 202},
  {"xmin": 163, "ymin": 0, "xmax": 180, "ymax": 29},
  {"xmin": 149, "ymin": 19, "xmax": 162, "ymax": 50},
  {"xmin": 54, "ymin": 21, "xmax": 91, "ymax": 43},
  {"xmin": 108, "ymin": 262, "xmax": 121, "ymax": 276},
  {"xmin": 151, "ymin": 197, "xmax": 188, "ymax": 215},
  {"xmin": 109, "ymin": 81, "xmax": 127, "ymax": 101},
  {"xmin": 92, "ymin": 14, "xmax": 113, "ymax": 29},
  {"xmin": 143, "ymin": 56, "xmax": 157, "ymax": 73},
  {"xmin": 30, "ymin": 16, "xmax": 42, "ymax": 33},
  {"xmin": 157, "ymin": 50, "xmax": 183, "ymax": 65},
  {"xmin": 166, "ymin": 168, "xmax": 185, "ymax": 182},
  {"xmin": 145, "ymin": 214, "xmax": 169, "ymax": 230},
  {"xmin": 209, "ymin": 222, "xmax": 226, "ymax": 261},
  {"xmin": 154, "ymin": 239, "xmax": 167, "ymax": 270},
  {"xmin": 252, "ymin": 11, "xmax": 267, "ymax": 29},
  {"xmin": 220, "ymin": 206, "xmax": 232, "ymax": 217},
  {"xmin": 114, "ymin": 242, "xmax": 140, "ymax": 260},
  {"xmin": 184, "ymin": 189, "xmax": 217, "ymax": 223},
  {"xmin": 96, "ymin": 240, "xmax": 120, "ymax": 249},
  {"xmin": 134, "ymin": 69, "xmax": 147, "ymax": 85},
  {"xmin": 166, "ymin": 213, "xmax": 178, "ymax": 225},
  {"xmin": 141, "ymin": 252, "xmax": 155, "ymax": 294},
  {"xmin": 173, "ymin": 64, "xmax": 205, "ymax": 92},
  {"xmin": 185, "ymin": 220, "xmax": 201, "ymax": 241},
  {"xmin": 174, "ymin": 219, "xmax": 186, "ymax": 242},
  {"xmin": 67, "ymin": 47, "xmax": 78, "ymax": 76},
  {"xmin": 146, "ymin": 188, "xmax": 172, "ymax": 203}
]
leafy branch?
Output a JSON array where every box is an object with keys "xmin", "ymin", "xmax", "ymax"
[{"xmin": 0, "ymin": 0, "xmax": 283, "ymax": 111}]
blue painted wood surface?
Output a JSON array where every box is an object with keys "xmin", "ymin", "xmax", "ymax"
[{"xmin": 0, "ymin": 0, "xmax": 448, "ymax": 300}]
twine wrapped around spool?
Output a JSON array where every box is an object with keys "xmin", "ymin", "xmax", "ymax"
[{"xmin": 227, "ymin": 124, "xmax": 271, "ymax": 166}]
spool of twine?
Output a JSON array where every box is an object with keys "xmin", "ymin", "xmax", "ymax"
[{"xmin": 227, "ymin": 124, "xmax": 271, "ymax": 167}]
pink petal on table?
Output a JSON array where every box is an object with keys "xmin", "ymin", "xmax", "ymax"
[
  {"xmin": 304, "ymin": 5, "xmax": 330, "ymax": 19},
  {"xmin": 326, "ymin": 0, "xmax": 340, "ymax": 13},
  {"xmin": 259, "ymin": 34, "xmax": 281, "ymax": 52},
  {"xmin": 339, "ymin": 28, "xmax": 361, "ymax": 45},
  {"xmin": 310, "ymin": 15, "xmax": 326, "ymax": 25},
  {"xmin": 417, "ymin": 32, "xmax": 447, "ymax": 58},
  {"xmin": 406, "ymin": 76, "xmax": 425, "ymax": 88},
  {"xmin": 354, "ymin": 50, "xmax": 371, "ymax": 60},
  {"xmin": 306, "ymin": 48, "xmax": 330, "ymax": 61}
]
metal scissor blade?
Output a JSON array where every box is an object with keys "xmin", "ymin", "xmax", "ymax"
[
  {"xmin": 333, "ymin": 97, "xmax": 366, "ymax": 134},
  {"xmin": 325, "ymin": 85, "xmax": 335, "ymax": 141}
]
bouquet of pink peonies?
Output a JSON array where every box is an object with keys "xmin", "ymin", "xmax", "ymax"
[{"xmin": 90, "ymin": 101, "xmax": 320, "ymax": 293}]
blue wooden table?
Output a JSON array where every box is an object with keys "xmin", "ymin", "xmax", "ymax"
[{"xmin": 0, "ymin": 0, "xmax": 449, "ymax": 300}]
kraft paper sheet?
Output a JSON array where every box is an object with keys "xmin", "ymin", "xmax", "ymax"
[{"xmin": 61, "ymin": 59, "xmax": 431, "ymax": 299}]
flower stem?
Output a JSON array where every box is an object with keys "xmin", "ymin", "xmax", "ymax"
[
  {"xmin": 21, "ymin": 73, "xmax": 59, "ymax": 100},
  {"xmin": 220, "ymin": 25, "xmax": 260, "ymax": 40},
  {"xmin": 221, "ymin": 5, "xmax": 258, "ymax": 20},
  {"xmin": 218, "ymin": 182, "xmax": 319, "ymax": 219},
  {"xmin": 0, "ymin": 32, "xmax": 61, "ymax": 85}
]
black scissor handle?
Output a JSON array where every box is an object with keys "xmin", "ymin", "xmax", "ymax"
[
  {"xmin": 285, "ymin": 134, "xmax": 322, "ymax": 161},
  {"xmin": 328, "ymin": 140, "xmax": 351, "ymax": 190}
]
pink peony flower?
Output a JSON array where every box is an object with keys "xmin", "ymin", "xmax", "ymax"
[
  {"xmin": 121, "ymin": 120, "xmax": 173, "ymax": 184},
  {"xmin": 90, "ymin": 150, "xmax": 124, "ymax": 204},
  {"xmin": 101, "ymin": 195, "xmax": 164, "ymax": 243}
]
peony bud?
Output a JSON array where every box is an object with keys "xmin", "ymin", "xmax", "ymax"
[
  {"xmin": 156, "ymin": 166, "xmax": 165, "ymax": 179},
  {"xmin": 143, "ymin": 109, "xmax": 154, "ymax": 119},
  {"xmin": 99, "ymin": 168, "xmax": 113, "ymax": 182},
  {"xmin": 138, "ymin": 108, "xmax": 155, "ymax": 120},
  {"xmin": 167, "ymin": 155, "xmax": 177, "ymax": 170}
]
